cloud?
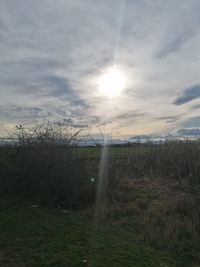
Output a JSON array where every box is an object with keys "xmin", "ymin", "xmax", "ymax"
[
  {"xmin": 55, "ymin": 118, "xmax": 89, "ymax": 128},
  {"xmin": 156, "ymin": 114, "xmax": 183, "ymax": 124},
  {"xmin": 0, "ymin": 57, "xmax": 65, "ymax": 97},
  {"xmin": 174, "ymin": 84, "xmax": 200, "ymax": 105},
  {"xmin": 116, "ymin": 110, "xmax": 146, "ymax": 121},
  {"xmin": 111, "ymin": 110, "xmax": 148, "ymax": 128},
  {"xmin": 157, "ymin": 29, "xmax": 195, "ymax": 58},
  {"xmin": 177, "ymin": 128, "xmax": 200, "ymax": 136},
  {"xmin": 37, "ymin": 75, "xmax": 73, "ymax": 98},
  {"xmin": 0, "ymin": 105, "xmax": 49, "ymax": 120},
  {"xmin": 191, "ymin": 104, "xmax": 200, "ymax": 110},
  {"xmin": 181, "ymin": 116, "xmax": 200, "ymax": 128},
  {"xmin": 1, "ymin": 0, "xmax": 200, "ymax": 134},
  {"xmin": 54, "ymin": 118, "xmax": 74, "ymax": 127}
]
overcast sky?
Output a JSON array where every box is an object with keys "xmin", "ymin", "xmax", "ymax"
[{"xmin": 0, "ymin": 0, "xmax": 200, "ymax": 136}]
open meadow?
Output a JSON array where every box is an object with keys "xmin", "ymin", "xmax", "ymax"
[
  {"xmin": 1, "ymin": 0, "xmax": 200, "ymax": 266},
  {"xmin": 0, "ymin": 131, "xmax": 200, "ymax": 266}
]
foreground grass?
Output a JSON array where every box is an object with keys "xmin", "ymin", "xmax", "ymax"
[{"xmin": 0, "ymin": 198, "xmax": 199, "ymax": 267}]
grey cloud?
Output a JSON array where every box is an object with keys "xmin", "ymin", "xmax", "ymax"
[
  {"xmin": 174, "ymin": 84, "xmax": 200, "ymax": 105},
  {"xmin": 191, "ymin": 104, "xmax": 200, "ymax": 110},
  {"xmin": 49, "ymin": 107, "xmax": 67, "ymax": 117},
  {"xmin": 54, "ymin": 118, "xmax": 73, "ymax": 127},
  {"xmin": 41, "ymin": 99, "xmax": 91, "ymax": 125},
  {"xmin": 0, "ymin": 17, "xmax": 11, "ymax": 37},
  {"xmin": 156, "ymin": 114, "xmax": 183, "ymax": 124},
  {"xmin": 72, "ymin": 123, "xmax": 88, "ymax": 128},
  {"xmin": 0, "ymin": 57, "xmax": 64, "ymax": 95},
  {"xmin": 0, "ymin": 103, "xmax": 91, "ymax": 128},
  {"xmin": 177, "ymin": 128, "xmax": 200, "ymax": 136},
  {"xmin": 1, "ymin": 0, "xmax": 200, "ymax": 134},
  {"xmin": 39, "ymin": 75, "xmax": 72, "ymax": 97},
  {"xmin": 111, "ymin": 110, "xmax": 147, "ymax": 127},
  {"xmin": 4, "ymin": 57, "xmax": 62, "ymax": 73},
  {"xmin": 54, "ymin": 118, "xmax": 88, "ymax": 128},
  {"xmin": 181, "ymin": 116, "xmax": 200, "ymax": 128},
  {"xmin": 0, "ymin": 105, "xmax": 49, "ymax": 120},
  {"xmin": 116, "ymin": 110, "xmax": 146, "ymax": 121},
  {"xmin": 63, "ymin": 118, "xmax": 73, "ymax": 124},
  {"xmin": 157, "ymin": 29, "xmax": 194, "ymax": 58},
  {"xmin": 17, "ymin": 73, "xmax": 89, "ymax": 111}
]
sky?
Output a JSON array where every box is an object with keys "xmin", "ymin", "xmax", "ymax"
[{"xmin": 0, "ymin": 0, "xmax": 200, "ymax": 137}]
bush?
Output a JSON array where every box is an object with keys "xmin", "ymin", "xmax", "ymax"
[{"xmin": 0, "ymin": 122, "xmax": 96, "ymax": 209}]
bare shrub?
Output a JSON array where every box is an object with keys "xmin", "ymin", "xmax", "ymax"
[{"xmin": 0, "ymin": 122, "xmax": 96, "ymax": 209}]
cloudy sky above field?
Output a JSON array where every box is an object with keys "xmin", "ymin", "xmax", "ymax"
[{"xmin": 0, "ymin": 0, "xmax": 200, "ymax": 136}]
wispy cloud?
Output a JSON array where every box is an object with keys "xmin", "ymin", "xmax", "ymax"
[
  {"xmin": 192, "ymin": 104, "xmax": 200, "ymax": 110},
  {"xmin": 156, "ymin": 114, "xmax": 183, "ymax": 124},
  {"xmin": 174, "ymin": 84, "xmax": 200, "ymax": 105},
  {"xmin": 181, "ymin": 116, "xmax": 200, "ymax": 128},
  {"xmin": 0, "ymin": 105, "xmax": 49, "ymax": 120},
  {"xmin": 1, "ymin": 0, "xmax": 200, "ymax": 134},
  {"xmin": 177, "ymin": 128, "xmax": 200, "ymax": 136},
  {"xmin": 157, "ymin": 29, "xmax": 195, "ymax": 58}
]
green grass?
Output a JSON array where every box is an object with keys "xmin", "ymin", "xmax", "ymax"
[
  {"xmin": 74, "ymin": 146, "xmax": 133, "ymax": 159},
  {"xmin": 0, "ymin": 198, "xmax": 199, "ymax": 267}
]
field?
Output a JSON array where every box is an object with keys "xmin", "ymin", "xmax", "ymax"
[
  {"xmin": 1, "ymin": 187, "xmax": 199, "ymax": 267},
  {"xmin": 0, "ymin": 133, "xmax": 200, "ymax": 266},
  {"xmin": 0, "ymin": 201, "xmax": 176, "ymax": 267}
]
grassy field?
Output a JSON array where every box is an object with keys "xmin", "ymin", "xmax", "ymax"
[
  {"xmin": 0, "ymin": 131, "xmax": 200, "ymax": 266},
  {"xmin": 1, "ymin": 195, "xmax": 199, "ymax": 267},
  {"xmin": 1, "ymin": 170, "xmax": 200, "ymax": 267}
]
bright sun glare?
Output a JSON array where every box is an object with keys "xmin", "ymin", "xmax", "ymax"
[{"xmin": 98, "ymin": 66, "xmax": 126, "ymax": 97}]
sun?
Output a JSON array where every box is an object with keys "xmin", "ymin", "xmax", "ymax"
[{"xmin": 98, "ymin": 66, "xmax": 126, "ymax": 97}]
